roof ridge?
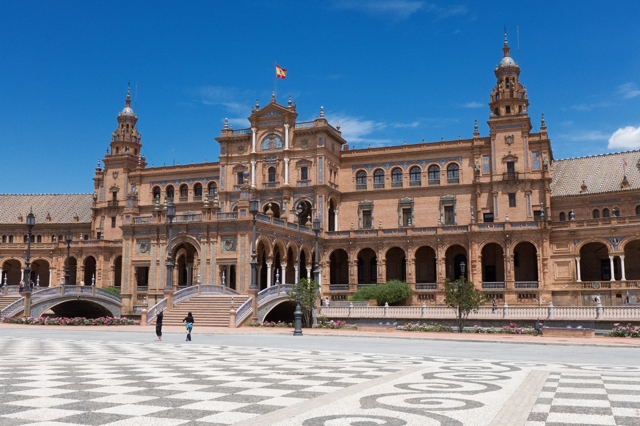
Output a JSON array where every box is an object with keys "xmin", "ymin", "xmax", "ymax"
[{"xmin": 554, "ymin": 149, "xmax": 640, "ymax": 163}]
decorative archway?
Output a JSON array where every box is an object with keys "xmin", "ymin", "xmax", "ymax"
[
  {"xmin": 513, "ymin": 242, "xmax": 538, "ymax": 283},
  {"xmin": 31, "ymin": 259, "xmax": 51, "ymax": 287},
  {"xmin": 580, "ymin": 242, "xmax": 614, "ymax": 281},
  {"xmin": 329, "ymin": 249, "xmax": 348, "ymax": 285},
  {"xmin": 357, "ymin": 248, "xmax": 377, "ymax": 284},
  {"xmin": 173, "ymin": 241, "xmax": 199, "ymax": 286},
  {"xmin": 83, "ymin": 256, "xmax": 97, "ymax": 285},
  {"xmin": 481, "ymin": 243, "xmax": 504, "ymax": 283},
  {"xmin": 415, "ymin": 246, "xmax": 436, "ymax": 283},
  {"xmin": 2, "ymin": 259, "xmax": 22, "ymax": 285},
  {"xmin": 445, "ymin": 245, "xmax": 467, "ymax": 281},
  {"xmin": 385, "ymin": 247, "xmax": 406, "ymax": 282}
]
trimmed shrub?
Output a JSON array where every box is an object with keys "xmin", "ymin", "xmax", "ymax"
[{"xmin": 350, "ymin": 280, "xmax": 413, "ymax": 306}]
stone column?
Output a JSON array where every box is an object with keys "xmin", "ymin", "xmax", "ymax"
[
  {"xmin": 294, "ymin": 264, "xmax": 299, "ymax": 285},
  {"xmin": 284, "ymin": 158, "xmax": 290, "ymax": 185},
  {"xmin": 334, "ymin": 210, "xmax": 339, "ymax": 231},
  {"xmin": 266, "ymin": 262, "xmax": 272, "ymax": 287},
  {"xmin": 620, "ymin": 255, "xmax": 627, "ymax": 281},
  {"xmin": 609, "ymin": 255, "xmax": 615, "ymax": 281},
  {"xmin": 186, "ymin": 263, "xmax": 193, "ymax": 286},
  {"xmin": 250, "ymin": 160, "xmax": 256, "ymax": 188},
  {"xmin": 306, "ymin": 266, "xmax": 312, "ymax": 281},
  {"xmin": 284, "ymin": 123, "xmax": 290, "ymax": 150},
  {"xmin": 575, "ymin": 257, "xmax": 582, "ymax": 282},
  {"xmin": 251, "ymin": 127, "xmax": 257, "ymax": 153}
]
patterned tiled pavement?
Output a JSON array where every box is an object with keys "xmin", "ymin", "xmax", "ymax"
[{"xmin": 0, "ymin": 336, "xmax": 638, "ymax": 425}]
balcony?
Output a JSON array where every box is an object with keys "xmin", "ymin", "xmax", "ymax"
[
  {"xmin": 218, "ymin": 212, "xmax": 238, "ymax": 220},
  {"xmin": 173, "ymin": 214, "xmax": 202, "ymax": 223},
  {"xmin": 503, "ymin": 172, "xmax": 519, "ymax": 181},
  {"xmin": 391, "ymin": 181, "xmax": 403, "ymax": 188},
  {"xmin": 356, "ymin": 184, "xmax": 367, "ymax": 191},
  {"xmin": 373, "ymin": 182, "xmax": 384, "ymax": 189},
  {"xmin": 415, "ymin": 283, "xmax": 437, "ymax": 290},
  {"xmin": 329, "ymin": 284, "xmax": 349, "ymax": 292},
  {"xmin": 410, "ymin": 180, "xmax": 421, "ymax": 187},
  {"xmin": 263, "ymin": 182, "xmax": 280, "ymax": 189},
  {"xmin": 514, "ymin": 281, "xmax": 539, "ymax": 289},
  {"xmin": 107, "ymin": 200, "xmax": 119, "ymax": 208},
  {"xmin": 482, "ymin": 282, "xmax": 505, "ymax": 289},
  {"xmin": 179, "ymin": 196, "xmax": 188, "ymax": 203},
  {"xmin": 297, "ymin": 180, "xmax": 311, "ymax": 187}
]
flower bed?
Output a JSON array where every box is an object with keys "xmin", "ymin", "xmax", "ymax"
[
  {"xmin": 401, "ymin": 322, "xmax": 453, "ymax": 332},
  {"xmin": 1, "ymin": 316, "xmax": 138, "ymax": 326},
  {"xmin": 248, "ymin": 321, "xmax": 293, "ymax": 328},
  {"xmin": 466, "ymin": 322, "xmax": 539, "ymax": 335},
  {"xmin": 605, "ymin": 323, "xmax": 640, "ymax": 338},
  {"xmin": 313, "ymin": 319, "xmax": 357, "ymax": 329}
]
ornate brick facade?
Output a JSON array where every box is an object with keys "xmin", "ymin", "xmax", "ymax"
[{"xmin": 2, "ymin": 39, "xmax": 640, "ymax": 315}]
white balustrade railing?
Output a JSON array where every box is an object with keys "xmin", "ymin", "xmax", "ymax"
[
  {"xmin": 235, "ymin": 298, "xmax": 252, "ymax": 326},
  {"xmin": 257, "ymin": 284, "xmax": 293, "ymax": 306},
  {"xmin": 173, "ymin": 286, "xmax": 198, "ymax": 305},
  {"xmin": 1, "ymin": 298, "xmax": 26, "ymax": 318},
  {"xmin": 147, "ymin": 299, "xmax": 167, "ymax": 324},
  {"xmin": 319, "ymin": 304, "xmax": 640, "ymax": 321}
]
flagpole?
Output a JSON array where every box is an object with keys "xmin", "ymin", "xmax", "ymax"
[{"xmin": 274, "ymin": 61, "xmax": 277, "ymax": 99}]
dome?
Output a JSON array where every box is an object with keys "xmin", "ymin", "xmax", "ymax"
[
  {"xmin": 119, "ymin": 106, "xmax": 135, "ymax": 116},
  {"xmin": 499, "ymin": 56, "xmax": 517, "ymax": 68}
]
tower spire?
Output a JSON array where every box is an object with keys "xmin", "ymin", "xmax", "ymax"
[
  {"xmin": 503, "ymin": 27, "xmax": 511, "ymax": 58},
  {"xmin": 126, "ymin": 82, "xmax": 131, "ymax": 107}
]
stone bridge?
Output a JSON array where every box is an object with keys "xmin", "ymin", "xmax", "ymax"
[{"xmin": 0, "ymin": 286, "xmax": 122, "ymax": 318}]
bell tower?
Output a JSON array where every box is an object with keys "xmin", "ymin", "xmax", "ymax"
[
  {"xmin": 488, "ymin": 30, "xmax": 530, "ymax": 124},
  {"xmin": 108, "ymin": 83, "xmax": 143, "ymax": 163}
]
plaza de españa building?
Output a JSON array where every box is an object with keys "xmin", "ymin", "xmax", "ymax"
[{"xmin": 2, "ymin": 37, "xmax": 640, "ymax": 317}]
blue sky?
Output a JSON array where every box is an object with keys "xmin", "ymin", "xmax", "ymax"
[{"xmin": 2, "ymin": 1, "xmax": 639, "ymax": 194}]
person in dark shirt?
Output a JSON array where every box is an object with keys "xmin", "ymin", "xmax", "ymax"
[
  {"xmin": 183, "ymin": 312, "xmax": 194, "ymax": 341},
  {"xmin": 155, "ymin": 309, "xmax": 163, "ymax": 341}
]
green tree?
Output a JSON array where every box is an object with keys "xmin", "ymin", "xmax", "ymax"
[
  {"xmin": 444, "ymin": 278, "xmax": 485, "ymax": 332},
  {"xmin": 350, "ymin": 280, "xmax": 412, "ymax": 306},
  {"xmin": 288, "ymin": 278, "xmax": 320, "ymax": 327}
]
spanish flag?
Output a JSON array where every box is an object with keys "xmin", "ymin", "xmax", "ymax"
[{"xmin": 275, "ymin": 64, "xmax": 287, "ymax": 79}]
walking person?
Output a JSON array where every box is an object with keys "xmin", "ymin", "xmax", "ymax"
[
  {"xmin": 183, "ymin": 311, "xmax": 194, "ymax": 341},
  {"xmin": 155, "ymin": 308, "xmax": 164, "ymax": 341},
  {"xmin": 491, "ymin": 297, "xmax": 497, "ymax": 313}
]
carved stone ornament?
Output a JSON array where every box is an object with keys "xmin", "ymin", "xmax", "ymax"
[
  {"xmin": 139, "ymin": 241, "xmax": 149, "ymax": 253},
  {"xmin": 504, "ymin": 135, "xmax": 515, "ymax": 146},
  {"xmin": 112, "ymin": 171, "xmax": 119, "ymax": 179},
  {"xmin": 237, "ymin": 145, "xmax": 245, "ymax": 154}
]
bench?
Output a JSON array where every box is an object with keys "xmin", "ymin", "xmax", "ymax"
[{"xmin": 541, "ymin": 327, "xmax": 595, "ymax": 338}]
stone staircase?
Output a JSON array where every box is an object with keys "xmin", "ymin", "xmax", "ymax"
[
  {"xmin": 0, "ymin": 296, "xmax": 21, "ymax": 312},
  {"xmin": 162, "ymin": 295, "xmax": 250, "ymax": 327}
]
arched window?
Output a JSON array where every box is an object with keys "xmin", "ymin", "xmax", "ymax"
[
  {"xmin": 194, "ymin": 183, "xmax": 203, "ymax": 198},
  {"xmin": 356, "ymin": 171, "xmax": 367, "ymax": 190},
  {"xmin": 592, "ymin": 209, "xmax": 600, "ymax": 219},
  {"xmin": 391, "ymin": 168, "xmax": 403, "ymax": 187},
  {"xmin": 559, "ymin": 212, "xmax": 566, "ymax": 221},
  {"xmin": 84, "ymin": 234, "xmax": 89, "ymax": 241},
  {"xmin": 207, "ymin": 182, "xmax": 217, "ymax": 196},
  {"xmin": 428, "ymin": 165, "xmax": 440, "ymax": 185},
  {"xmin": 268, "ymin": 167, "xmax": 276, "ymax": 182},
  {"xmin": 152, "ymin": 186, "xmax": 161, "ymax": 200},
  {"xmin": 612, "ymin": 207, "xmax": 620, "ymax": 217},
  {"xmin": 179, "ymin": 184, "xmax": 188, "ymax": 199},
  {"xmin": 636, "ymin": 205, "xmax": 640, "ymax": 216},
  {"xmin": 166, "ymin": 185, "xmax": 174, "ymax": 200},
  {"xmin": 447, "ymin": 163, "xmax": 460, "ymax": 184},
  {"xmin": 602, "ymin": 208, "xmax": 610, "ymax": 218},
  {"xmin": 24, "ymin": 235, "xmax": 28, "ymax": 243},
  {"xmin": 409, "ymin": 166, "xmax": 421, "ymax": 186},
  {"xmin": 9, "ymin": 235, "xmax": 14, "ymax": 243},
  {"xmin": 36, "ymin": 235, "xmax": 42, "ymax": 243},
  {"xmin": 1, "ymin": 235, "xmax": 6, "ymax": 243},
  {"xmin": 373, "ymin": 169, "xmax": 385, "ymax": 189},
  {"xmin": 51, "ymin": 235, "xmax": 56, "ymax": 242}
]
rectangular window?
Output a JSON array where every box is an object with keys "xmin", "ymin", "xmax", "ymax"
[
  {"xmin": 237, "ymin": 172, "xmax": 244, "ymax": 185},
  {"xmin": 508, "ymin": 193, "xmax": 516, "ymax": 207},
  {"xmin": 533, "ymin": 210, "xmax": 542, "ymax": 221},
  {"xmin": 532, "ymin": 151, "xmax": 540, "ymax": 170},
  {"xmin": 483, "ymin": 213, "xmax": 494, "ymax": 223},
  {"xmin": 362, "ymin": 210, "xmax": 372, "ymax": 229},
  {"xmin": 444, "ymin": 206, "xmax": 454, "ymax": 225},
  {"xmin": 111, "ymin": 217, "xmax": 116, "ymax": 228},
  {"xmin": 402, "ymin": 208, "xmax": 412, "ymax": 226},
  {"xmin": 301, "ymin": 166, "xmax": 308, "ymax": 181},
  {"xmin": 483, "ymin": 155, "xmax": 490, "ymax": 173},
  {"xmin": 112, "ymin": 191, "xmax": 117, "ymax": 201},
  {"xmin": 505, "ymin": 105, "xmax": 511, "ymax": 114}
]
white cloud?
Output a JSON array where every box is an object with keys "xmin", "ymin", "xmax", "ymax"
[
  {"xmin": 326, "ymin": 113, "xmax": 389, "ymax": 145},
  {"xmin": 570, "ymin": 102, "xmax": 611, "ymax": 112},
  {"xmin": 392, "ymin": 121, "xmax": 420, "ymax": 128},
  {"xmin": 227, "ymin": 118, "xmax": 250, "ymax": 129},
  {"xmin": 618, "ymin": 83, "xmax": 640, "ymax": 99},
  {"xmin": 463, "ymin": 101, "xmax": 483, "ymax": 108},
  {"xmin": 197, "ymin": 86, "xmax": 250, "ymax": 114},
  {"xmin": 608, "ymin": 126, "xmax": 640, "ymax": 150},
  {"xmin": 560, "ymin": 130, "xmax": 610, "ymax": 142}
]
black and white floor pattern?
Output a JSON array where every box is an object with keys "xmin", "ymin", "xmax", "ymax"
[{"xmin": 0, "ymin": 336, "xmax": 638, "ymax": 425}]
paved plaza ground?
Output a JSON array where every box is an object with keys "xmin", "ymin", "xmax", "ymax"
[{"xmin": 0, "ymin": 326, "xmax": 639, "ymax": 425}]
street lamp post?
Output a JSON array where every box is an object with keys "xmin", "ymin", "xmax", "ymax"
[
  {"xmin": 65, "ymin": 230, "xmax": 72, "ymax": 285},
  {"xmin": 165, "ymin": 201, "xmax": 176, "ymax": 290},
  {"xmin": 249, "ymin": 197, "xmax": 259, "ymax": 322},
  {"xmin": 293, "ymin": 202, "xmax": 304, "ymax": 336},
  {"xmin": 21, "ymin": 209, "xmax": 35, "ymax": 317},
  {"xmin": 458, "ymin": 261, "xmax": 466, "ymax": 332},
  {"xmin": 312, "ymin": 218, "xmax": 321, "ymax": 325}
]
